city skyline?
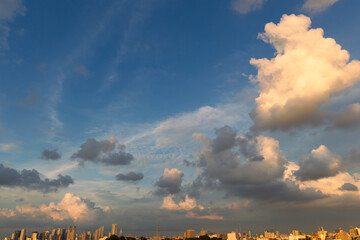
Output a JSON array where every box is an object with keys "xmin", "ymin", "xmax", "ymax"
[
  {"xmin": 4, "ymin": 224, "xmax": 360, "ymax": 240},
  {"xmin": 1, "ymin": 0, "xmax": 360, "ymax": 239}
]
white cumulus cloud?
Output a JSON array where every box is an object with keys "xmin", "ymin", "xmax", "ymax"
[
  {"xmin": 250, "ymin": 14, "xmax": 360, "ymax": 131},
  {"xmin": 0, "ymin": 193, "xmax": 110, "ymax": 222}
]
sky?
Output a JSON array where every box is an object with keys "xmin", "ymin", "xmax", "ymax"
[{"xmin": 1, "ymin": 0, "xmax": 360, "ymax": 238}]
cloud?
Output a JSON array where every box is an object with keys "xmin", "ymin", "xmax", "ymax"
[
  {"xmin": 0, "ymin": 0, "xmax": 26, "ymax": 53},
  {"xmin": 0, "ymin": 163, "xmax": 74, "ymax": 193},
  {"xmin": 195, "ymin": 126, "xmax": 287, "ymax": 185},
  {"xmin": 41, "ymin": 149, "xmax": 61, "ymax": 160},
  {"xmin": 191, "ymin": 126, "xmax": 330, "ymax": 203},
  {"xmin": 285, "ymin": 159, "xmax": 360, "ymax": 196},
  {"xmin": 0, "ymin": 143, "xmax": 19, "ymax": 152},
  {"xmin": 161, "ymin": 195, "xmax": 223, "ymax": 220},
  {"xmin": 338, "ymin": 183, "xmax": 358, "ymax": 192},
  {"xmin": 223, "ymin": 180, "xmax": 326, "ymax": 202},
  {"xmin": 231, "ymin": 0, "xmax": 267, "ymax": 14},
  {"xmin": 126, "ymin": 103, "xmax": 247, "ymax": 148},
  {"xmin": 183, "ymin": 159, "xmax": 197, "ymax": 168},
  {"xmin": 294, "ymin": 145, "xmax": 344, "ymax": 181},
  {"xmin": 73, "ymin": 64, "xmax": 91, "ymax": 77},
  {"xmin": 72, "ymin": 137, "xmax": 134, "ymax": 166},
  {"xmin": 250, "ymin": 14, "xmax": 360, "ymax": 131},
  {"xmin": 0, "ymin": 193, "xmax": 109, "ymax": 222},
  {"xmin": 329, "ymin": 103, "xmax": 360, "ymax": 129},
  {"xmin": 161, "ymin": 195, "xmax": 198, "ymax": 211},
  {"xmin": 302, "ymin": 0, "xmax": 339, "ymax": 13},
  {"xmin": 116, "ymin": 172, "xmax": 144, "ymax": 181},
  {"xmin": 18, "ymin": 93, "xmax": 39, "ymax": 106},
  {"xmin": 154, "ymin": 168, "xmax": 184, "ymax": 195}
]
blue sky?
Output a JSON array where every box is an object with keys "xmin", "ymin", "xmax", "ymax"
[{"xmin": 1, "ymin": 0, "xmax": 360, "ymax": 238}]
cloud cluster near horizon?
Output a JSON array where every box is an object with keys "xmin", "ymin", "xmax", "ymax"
[
  {"xmin": 0, "ymin": 163, "xmax": 73, "ymax": 193},
  {"xmin": 0, "ymin": 193, "xmax": 109, "ymax": 222}
]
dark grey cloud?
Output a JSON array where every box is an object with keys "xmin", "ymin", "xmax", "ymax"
[
  {"xmin": 339, "ymin": 183, "xmax": 358, "ymax": 191},
  {"xmin": 116, "ymin": 172, "xmax": 144, "ymax": 181},
  {"xmin": 101, "ymin": 152, "xmax": 134, "ymax": 165},
  {"xmin": 294, "ymin": 145, "xmax": 343, "ymax": 181},
  {"xmin": 41, "ymin": 149, "xmax": 61, "ymax": 160},
  {"xmin": 211, "ymin": 126, "xmax": 236, "ymax": 153},
  {"xmin": 154, "ymin": 168, "xmax": 184, "ymax": 195},
  {"xmin": 344, "ymin": 149, "xmax": 360, "ymax": 169},
  {"xmin": 222, "ymin": 180, "xmax": 325, "ymax": 202},
  {"xmin": 196, "ymin": 126, "xmax": 286, "ymax": 185},
  {"xmin": 183, "ymin": 176, "xmax": 203, "ymax": 198},
  {"xmin": 326, "ymin": 103, "xmax": 360, "ymax": 130},
  {"xmin": 0, "ymin": 164, "xmax": 73, "ymax": 193},
  {"xmin": 189, "ymin": 126, "xmax": 328, "ymax": 203},
  {"xmin": 183, "ymin": 159, "xmax": 196, "ymax": 167},
  {"xmin": 72, "ymin": 138, "xmax": 134, "ymax": 166}
]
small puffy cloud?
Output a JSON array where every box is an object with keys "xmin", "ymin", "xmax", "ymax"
[
  {"xmin": 72, "ymin": 137, "xmax": 134, "ymax": 166},
  {"xmin": 0, "ymin": 193, "xmax": 109, "ymax": 222},
  {"xmin": 231, "ymin": 0, "xmax": 267, "ymax": 14},
  {"xmin": 250, "ymin": 14, "xmax": 360, "ymax": 131},
  {"xmin": 0, "ymin": 163, "xmax": 73, "ymax": 193},
  {"xmin": 155, "ymin": 168, "xmax": 184, "ymax": 195},
  {"xmin": 116, "ymin": 172, "xmax": 144, "ymax": 182},
  {"xmin": 294, "ymin": 145, "xmax": 344, "ymax": 181},
  {"xmin": 161, "ymin": 195, "xmax": 224, "ymax": 220},
  {"xmin": 338, "ymin": 183, "xmax": 358, "ymax": 192},
  {"xmin": 161, "ymin": 195, "xmax": 198, "ymax": 211},
  {"xmin": 41, "ymin": 148, "xmax": 61, "ymax": 160},
  {"xmin": 0, "ymin": 0, "xmax": 26, "ymax": 52},
  {"xmin": 302, "ymin": 0, "xmax": 339, "ymax": 13}
]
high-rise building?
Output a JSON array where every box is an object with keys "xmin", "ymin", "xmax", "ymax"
[
  {"xmin": 111, "ymin": 225, "xmax": 118, "ymax": 236},
  {"xmin": 19, "ymin": 229, "xmax": 26, "ymax": 240},
  {"xmin": 227, "ymin": 232, "xmax": 239, "ymax": 240},
  {"xmin": 31, "ymin": 232, "xmax": 38, "ymax": 240},
  {"xmin": 66, "ymin": 227, "xmax": 76, "ymax": 240},
  {"xmin": 184, "ymin": 230, "xmax": 195, "ymax": 239},
  {"xmin": 200, "ymin": 229, "xmax": 208, "ymax": 236}
]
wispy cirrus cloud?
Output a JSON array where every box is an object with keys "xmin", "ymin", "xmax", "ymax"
[
  {"xmin": 231, "ymin": 0, "xmax": 267, "ymax": 14},
  {"xmin": 302, "ymin": 0, "xmax": 339, "ymax": 13},
  {"xmin": 0, "ymin": 0, "xmax": 26, "ymax": 54}
]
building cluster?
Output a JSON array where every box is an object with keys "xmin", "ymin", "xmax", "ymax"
[
  {"xmin": 4, "ymin": 224, "xmax": 124, "ymax": 240},
  {"xmin": 4, "ymin": 225, "xmax": 360, "ymax": 240}
]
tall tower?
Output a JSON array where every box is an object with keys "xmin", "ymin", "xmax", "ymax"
[
  {"xmin": 19, "ymin": 229, "xmax": 26, "ymax": 240},
  {"xmin": 112, "ymin": 224, "xmax": 118, "ymax": 236}
]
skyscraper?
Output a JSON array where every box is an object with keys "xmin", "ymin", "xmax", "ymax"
[
  {"xmin": 19, "ymin": 229, "xmax": 26, "ymax": 240},
  {"xmin": 111, "ymin": 224, "xmax": 118, "ymax": 236},
  {"xmin": 184, "ymin": 230, "xmax": 195, "ymax": 239}
]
